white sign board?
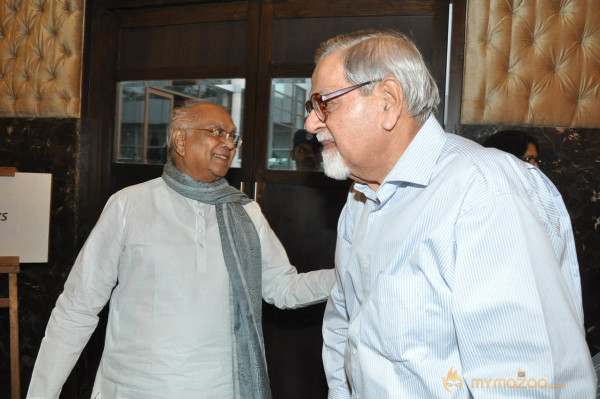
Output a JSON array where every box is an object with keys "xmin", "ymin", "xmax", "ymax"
[{"xmin": 0, "ymin": 172, "xmax": 52, "ymax": 263}]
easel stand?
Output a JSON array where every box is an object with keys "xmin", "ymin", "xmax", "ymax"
[
  {"xmin": 0, "ymin": 256, "xmax": 20, "ymax": 399},
  {"xmin": 0, "ymin": 167, "xmax": 21, "ymax": 399}
]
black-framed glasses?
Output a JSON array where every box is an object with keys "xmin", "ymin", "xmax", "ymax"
[
  {"xmin": 305, "ymin": 80, "xmax": 380, "ymax": 122},
  {"xmin": 188, "ymin": 127, "xmax": 242, "ymax": 148}
]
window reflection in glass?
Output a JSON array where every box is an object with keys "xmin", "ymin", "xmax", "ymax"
[
  {"xmin": 268, "ymin": 78, "xmax": 322, "ymax": 171},
  {"xmin": 146, "ymin": 91, "xmax": 172, "ymax": 164},
  {"xmin": 115, "ymin": 79, "xmax": 245, "ymax": 167}
]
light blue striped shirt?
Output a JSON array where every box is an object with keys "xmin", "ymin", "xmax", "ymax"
[{"xmin": 323, "ymin": 116, "xmax": 596, "ymax": 398}]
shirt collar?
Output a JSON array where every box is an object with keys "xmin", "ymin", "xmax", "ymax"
[
  {"xmin": 383, "ymin": 115, "xmax": 447, "ymax": 187},
  {"xmin": 354, "ymin": 115, "xmax": 447, "ymax": 202}
]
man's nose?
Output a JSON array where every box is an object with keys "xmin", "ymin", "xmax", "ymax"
[
  {"xmin": 222, "ymin": 140, "xmax": 235, "ymax": 151},
  {"xmin": 304, "ymin": 110, "xmax": 325, "ymax": 133}
]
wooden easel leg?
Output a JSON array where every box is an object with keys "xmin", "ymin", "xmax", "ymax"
[
  {"xmin": 9, "ymin": 272, "xmax": 20, "ymax": 399},
  {"xmin": 0, "ymin": 257, "xmax": 21, "ymax": 399}
]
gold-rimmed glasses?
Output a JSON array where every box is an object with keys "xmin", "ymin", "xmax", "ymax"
[{"xmin": 188, "ymin": 127, "xmax": 242, "ymax": 148}]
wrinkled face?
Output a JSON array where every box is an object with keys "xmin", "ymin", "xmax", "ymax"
[
  {"xmin": 304, "ymin": 51, "xmax": 381, "ymax": 181},
  {"xmin": 174, "ymin": 104, "xmax": 237, "ymax": 182}
]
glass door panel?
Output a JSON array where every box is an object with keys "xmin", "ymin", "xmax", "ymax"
[
  {"xmin": 267, "ymin": 78, "xmax": 322, "ymax": 171},
  {"xmin": 116, "ymin": 83, "xmax": 145, "ymax": 162},
  {"xmin": 115, "ymin": 79, "xmax": 245, "ymax": 168},
  {"xmin": 146, "ymin": 90, "xmax": 173, "ymax": 164}
]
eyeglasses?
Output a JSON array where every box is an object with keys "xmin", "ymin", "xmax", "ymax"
[
  {"xmin": 305, "ymin": 80, "xmax": 380, "ymax": 122},
  {"xmin": 189, "ymin": 127, "xmax": 242, "ymax": 148},
  {"xmin": 522, "ymin": 156, "xmax": 542, "ymax": 166}
]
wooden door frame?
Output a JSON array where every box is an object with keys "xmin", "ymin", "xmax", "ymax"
[
  {"xmin": 446, "ymin": 0, "xmax": 467, "ymax": 134},
  {"xmin": 81, "ymin": 0, "xmax": 455, "ymax": 219},
  {"xmin": 79, "ymin": 1, "xmax": 459, "ymax": 398},
  {"xmin": 251, "ymin": 0, "xmax": 451, "ymax": 201},
  {"xmin": 81, "ymin": 0, "xmax": 262, "ymax": 233}
]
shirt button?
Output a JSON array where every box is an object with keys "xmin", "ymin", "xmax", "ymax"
[
  {"xmin": 375, "ymin": 210, "xmax": 382, "ymax": 216},
  {"xmin": 198, "ymin": 228, "xmax": 204, "ymax": 233},
  {"xmin": 198, "ymin": 243, "xmax": 204, "ymax": 248},
  {"xmin": 352, "ymin": 395, "xmax": 357, "ymax": 399},
  {"xmin": 198, "ymin": 211, "xmax": 203, "ymax": 216},
  {"xmin": 352, "ymin": 348, "xmax": 357, "ymax": 355},
  {"xmin": 363, "ymin": 257, "xmax": 369, "ymax": 266}
]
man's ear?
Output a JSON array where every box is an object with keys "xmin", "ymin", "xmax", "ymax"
[
  {"xmin": 173, "ymin": 128, "xmax": 186, "ymax": 157},
  {"xmin": 380, "ymin": 78, "xmax": 404, "ymax": 131}
]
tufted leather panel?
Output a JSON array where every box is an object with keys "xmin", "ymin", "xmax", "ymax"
[
  {"xmin": 0, "ymin": 0, "xmax": 84, "ymax": 117},
  {"xmin": 462, "ymin": 0, "xmax": 600, "ymax": 127}
]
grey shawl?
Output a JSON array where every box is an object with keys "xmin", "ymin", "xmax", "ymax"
[{"xmin": 162, "ymin": 159, "xmax": 271, "ymax": 399}]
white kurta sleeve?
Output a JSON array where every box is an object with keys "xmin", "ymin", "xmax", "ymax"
[
  {"xmin": 322, "ymin": 205, "xmax": 352, "ymax": 399},
  {"xmin": 244, "ymin": 202, "xmax": 335, "ymax": 309},
  {"xmin": 322, "ymin": 274, "xmax": 352, "ymax": 399},
  {"xmin": 26, "ymin": 194, "xmax": 124, "ymax": 399}
]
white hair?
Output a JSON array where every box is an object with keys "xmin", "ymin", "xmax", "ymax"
[
  {"xmin": 166, "ymin": 99, "xmax": 210, "ymax": 154},
  {"xmin": 315, "ymin": 30, "xmax": 440, "ymax": 124}
]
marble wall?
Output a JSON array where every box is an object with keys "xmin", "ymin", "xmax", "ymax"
[
  {"xmin": 460, "ymin": 124, "xmax": 600, "ymax": 356},
  {"xmin": 0, "ymin": 118, "xmax": 92, "ymax": 398}
]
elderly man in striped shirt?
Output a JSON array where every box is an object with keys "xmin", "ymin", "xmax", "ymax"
[{"xmin": 305, "ymin": 30, "xmax": 596, "ymax": 399}]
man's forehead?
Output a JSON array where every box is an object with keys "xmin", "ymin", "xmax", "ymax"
[
  {"xmin": 310, "ymin": 52, "xmax": 345, "ymax": 94},
  {"xmin": 191, "ymin": 104, "xmax": 234, "ymax": 127},
  {"xmin": 192, "ymin": 103, "xmax": 226, "ymax": 115}
]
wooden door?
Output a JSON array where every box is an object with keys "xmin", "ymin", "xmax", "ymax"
[
  {"xmin": 253, "ymin": 2, "xmax": 450, "ymax": 397},
  {"xmin": 83, "ymin": 1, "xmax": 450, "ymax": 398}
]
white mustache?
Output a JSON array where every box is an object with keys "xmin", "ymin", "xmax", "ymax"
[{"xmin": 317, "ymin": 132, "xmax": 335, "ymax": 143}]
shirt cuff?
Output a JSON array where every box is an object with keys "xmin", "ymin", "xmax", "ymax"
[{"xmin": 328, "ymin": 386, "xmax": 352, "ymax": 399}]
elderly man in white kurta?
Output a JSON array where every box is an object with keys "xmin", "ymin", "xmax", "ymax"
[{"xmin": 27, "ymin": 100, "xmax": 335, "ymax": 399}]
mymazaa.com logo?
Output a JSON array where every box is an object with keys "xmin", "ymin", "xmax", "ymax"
[
  {"xmin": 443, "ymin": 368, "xmax": 565, "ymax": 392},
  {"xmin": 442, "ymin": 367, "xmax": 464, "ymax": 392}
]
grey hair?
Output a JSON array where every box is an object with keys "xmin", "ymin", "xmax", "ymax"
[
  {"xmin": 315, "ymin": 30, "xmax": 439, "ymax": 124},
  {"xmin": 166, "ymin": 99, "xmax": 210, "ymax": 155}
]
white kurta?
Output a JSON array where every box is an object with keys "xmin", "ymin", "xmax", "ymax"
[{"xmin": 27, "ymin": 177, "xmax": 335, "ymax": 399}]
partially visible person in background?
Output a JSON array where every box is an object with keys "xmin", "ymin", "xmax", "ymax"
[
  {"xmin": 482, "ymin": 130, "xmax": 541, "ymax": 168},
  {"xmin": 290, "ymin": 128, "xmax": 323, "ymax": 171}
]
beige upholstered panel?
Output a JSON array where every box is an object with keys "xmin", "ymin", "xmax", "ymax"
[
  {"xmin": 462, "ymin": 0, "xmax": 600, "ymax": 127},
  {"xmin": 0, "ymin": 0, "xmax": 84, "ymax": 117}
]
